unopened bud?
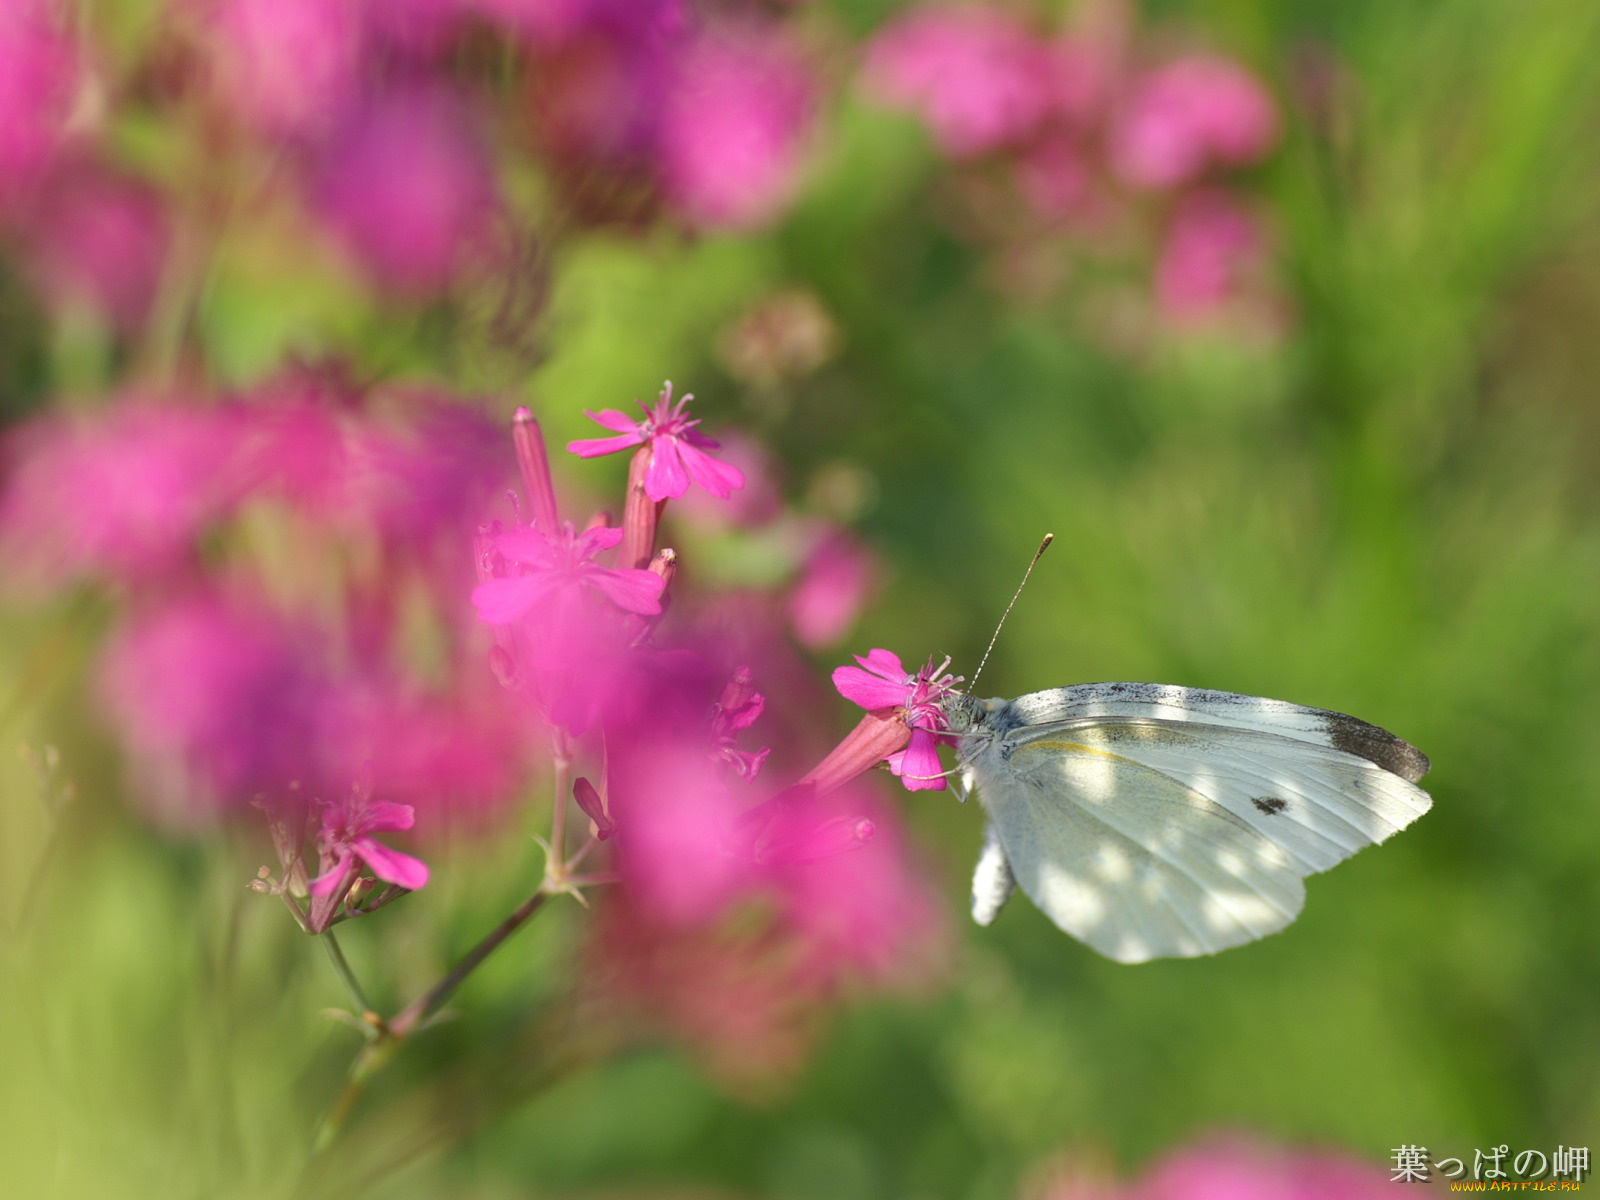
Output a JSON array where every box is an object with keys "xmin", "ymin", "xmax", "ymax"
[
  {"xmin": 620, "ymin": 447, "xmax": 663, "ymax": 569},
  {"xmin": 346, "ymin": 876, "xmax": 376, "ymax": 909},
  {"xmin": 512, "ymin": 407, "xmax": 561, "ymax": 531},
  {"xmin": 573, "ymin": 776, "xmax": 615, "ymax": 840}
]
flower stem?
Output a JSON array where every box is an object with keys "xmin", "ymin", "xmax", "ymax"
[
  {"xmin": 320, "ymin": 929, "xmax": 371, "ymax": 1015},
  {"xmin": 387, "ymin": 890, "xmax": 549, "ymax": 1041},
  {"xmin": 548, "ymin": 729, "xmax": 573, "ymax": 884}
]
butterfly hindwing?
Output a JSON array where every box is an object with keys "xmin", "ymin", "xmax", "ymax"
[{"xmin": 974, "ymin": 732, "xmax": 1308, "ymax": 962}]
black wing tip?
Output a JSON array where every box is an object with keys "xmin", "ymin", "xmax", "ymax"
[{"xmin": 1322, "ymin": 712, "xmax": 1431, "ymax": 783}]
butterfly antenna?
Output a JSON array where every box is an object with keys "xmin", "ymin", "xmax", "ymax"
[{"xmin": 968, "ymin": 533, "xmax": 1053, "ymax": 693}]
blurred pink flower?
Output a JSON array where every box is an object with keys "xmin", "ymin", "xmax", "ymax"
[
  {"xmin": 0, "ymin": 402, "xmax": 248, "ymax": 585},
  {"xmin": 206, "ymin": 0, "xmax": 363, "ymax": 138},
  {"xmin": 832, "ymin": 648, "xmax": 958, "ymax": 791},
  {"xmin": 1154, "ymin": 188, "xmax": 1267, "ymax": 320},
  {"xmin": 1110, "ymin": 55, "xmax": 1278, "ymax": 189},
  {"xmin": 309, "ymin": 791, "xmax": 429, "ymax": 897},
  {"xmin": 98, "ymin": 591, "xmax": 318, "ymax": 825},
  {"xmin": 775, "ymin": 786, "xmax": 942, "ymax": 982},
  {"xmin": 20, "ymin": 165, "xmax": 169, "ymax": 330},
  {"xmin": 312, "ymin": 86, "xmax": 497, "ymax": 291},
  {"xmin": 473, "ymin": 520, "xmax": 664, "ymax": 730},
  {"xmin": 568, "ymin": 381, "xmax": 745, "ymax": 501},
  {"xmin": 472, "ymin": 522, "xmax": 664, "ymax": 624},
  {"xmin": 658, "ymin": 26, "xmax": 815, "ymax": 229},
  {"xmin": 0, "ymin": 8, "xmax": 79, "ymax": 202},
  {"xmin": 789, "ymin": 526, "xmax": 875, "ymax": 649},
  {"xmin": 863, "ymin": 4, "xmax": 1052, "ymax": 158},
  {"xmin": 476, "ymin": 0, "xmax": 686, "ymax": 46},
  {"xmin": 1134, "ymin": 1135, "xmax": 1394, "ymax": 1200},
  {"xmin": 1014, "ymin": 135, "xmax": 1093, "ymax": 222}
]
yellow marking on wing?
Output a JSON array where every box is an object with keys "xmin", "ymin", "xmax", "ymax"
[{"xmin": 1019, "ymin": 738, "xmax": 1144, "ymax": 767}]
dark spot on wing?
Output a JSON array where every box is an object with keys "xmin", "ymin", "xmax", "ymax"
[
  {"xmin": 1322, "ymin": 712, "xmax": 1431, "ymax": 782},
  {"xmin": 1252, "ymin": 796, "xmax": 1288, "ymax": 815}
]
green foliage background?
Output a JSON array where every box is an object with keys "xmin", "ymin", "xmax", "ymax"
[{"xmin": 3, "ymin": 1, "xmax": 1600, "ymax": 1196}]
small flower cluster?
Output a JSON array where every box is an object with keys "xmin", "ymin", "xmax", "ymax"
[
  {"xmin": 468, "ymin": 385, "xmax": 945, "ymax": 1081},
  {"xmin": 0, "ymin": 372, "xmax": 528, "ymax": 919},
  {"xmin": 0, "ymin": 0, "xmax": 820, "ymax": 336},
  {"xmin": 862, "ymin": 2, "xmax": 1284, "ymax": 336},
  {"xmin": 1028, "ymin": 1133, "xmax": 1395, "ymax": 1200}
]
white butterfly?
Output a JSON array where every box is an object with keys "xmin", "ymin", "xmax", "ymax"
[{"xmin": 943, "ymin": 682, "xmax": 1432, "ymax": 963}]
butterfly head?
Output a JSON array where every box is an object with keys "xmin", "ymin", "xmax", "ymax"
[{"xmin": 941, "ymin": 691, "xmax": 987, "ymax": 735}]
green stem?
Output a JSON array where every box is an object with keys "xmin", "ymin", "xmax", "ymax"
[
  {"xmin": 320, "ymin": 930, "xmax": 371, "ymax": 1015},
  {"xmin": 388, "ymin": 889, "xmax": 548, "ymax": 1040},
  {"xmin": 549, "ymin": 730, "xmax": 572, "ymax": 881}
]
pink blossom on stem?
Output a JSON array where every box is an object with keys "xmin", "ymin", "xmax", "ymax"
[
  {"xmin": 472, "ymin": 520, "xmax": 664, "ymax": 730},
  {"xmin": 788, "ymin": 526, "xmax": 876, "ymax": 649},
  {"xmin": 1154, "ymin": 187, "xmax": 1267, "ymax": 321},
  {"xmin": 1134, "ymin": 1134, "xmax": 1395, "ymax": 1200},
  {"xmin": 471, "ymin": 522, "xmax": 664, "ymax": 625},
  {"xmin": 312, "ymin": 85, "xmax": 497, "ymax": 291},
  {"xmin": 658, "ymin": 26, "xmax": 815, "ymax": 229},
  {"xmin": 863, "ymin": 5, "xmax": 1053, "ymax": 158},
  {"xmin": 308, "ymin": 789, "xmax": 430, "ymax": 897},
  {"xmin": 20, "ymin": 165, "xmax": 169, "ymax": 331},
  {"xmin": 1, "ymin": 402, "xmax": 249, "ymax": 585},
  {"xmin": 206, "ymin": 0, "xmax": 364, "ymax": 138},
  {"xmin": 568, "ymin": 381, "xmax": 744, "ymax": 502},
  {"xmin": 1109, "ymin": 55, "xmax": 1279, "ymax": 190},
  {"xmin": 0, "ymin": 9, "xmax": 79, "ymax": 202},
  {"xmin": 98, "ymin": 590, "xmax": 318, "ymax": 826},
  {"xmin": 825, "ymin": 649, "xmax": 960, "ymax": 791}
]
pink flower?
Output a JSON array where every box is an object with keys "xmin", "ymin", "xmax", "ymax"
[
  {"xmin": 20, "ymin": 165, "xmax": 169, "ymax": 330},
  {"xmin": 471, "ymin": 522, "xmax": 664, "ymax": 625},
  {"xmin": 0, "ymin": 402, "xmax": 248, "ymax": 585},
  {"xmin": 831, "ymin": 649, "xmax": 959, "ymax": 791},
  {"xmin": 0, "ymin": 9, "xmax": 79, "ymax": 202},
  {"xmin": 206, "ymin": 0, "xmax": 363, "ymax": 138},
  {"xmin": 863, "ymin": 5, "xmax": 1053, "ymax": 158},
  {"xmin": 658, "ymin": 26, "xmax": 815, "ymax": 229},
  {"xmin": 98, "ymin": 591, "xmax": 318, "ymax": 826},
  {"xmin": 775, "ymin": 786, "xmax": 942, "ymax": 982},
  {"xmin": 1034, "ymin": 1134, "xmax": 1394, "ymax": 1200},
  {"xmin": 567, "ymin": 381, "xmax": 744, "ymax": 502},
  {"xmin": 308, "ymin": 790, "xmax": 429, "ymax": 897},
  {"xmin": 472, "ymin": 520, "xmax": 665, "ymax": 730},
  {"xmin": 1110, "ymin": 56, "xmax": 1278, "ymax": 190},
  {"xmin": 789, "ymin": 527, "xmax": 875, "ymax": 649},
  {"xmin": 311, "ymin": 85, "xmax": 497, "ymax": 291},
  {"xmin": 1136, "ymin": 1134, "xmax": 1394, "ymax": 1200},
  {"xmin": 1154, "ymin": 188, "xmax": 1267, "ymax": 320}
]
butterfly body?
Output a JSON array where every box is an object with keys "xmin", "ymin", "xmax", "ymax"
[{"xmin": 944, "ymin": 683, "xmax": 1432, "ymax": 963}]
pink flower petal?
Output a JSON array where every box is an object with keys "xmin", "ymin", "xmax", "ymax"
[
  {"xmin": 856, "ymin": 648, "xmax": 907, "ymax": 681},
  {"xmin": 354, "ymin": 837, "xmax": 430, "ymax": 890},
  {"xmin": 362, "ymin": 799, "xmax": 416, "ymax": 832},
  {"xmin": 832, "ymin": 664, "xmax": 909, "ymax": 711},
  {"xmin": 472, "ymin": 573, "xmax": 558, "ymax": 625},
  {"xmin": 643, "ymin": 438, "xmax": 691, "ymax": 501},
  {"xmin": 573, "ymin": 524, "xmax": 625, "ymax": 558},
  {"xmin": 677, "ymin": 440, "xmax": 745, "ymax": 500},
  {"xmin": 586, "ymin": 566, "xmax": 666, "ymax": 615},
  {"xmin": 590, "ymin": 407, "xmax": 646, "ymax": 433},
  {"xmin": 494, "ymin": 525, "xmax": 556, "ymax": 566},
  {"xmin": 308, "ymin": 851, "xmax": 356, "ymax": 897},
  {"xmin": 568, "ymin": 432, "xmax": 645, "ymax": 458},
  {"xmin": 890, "ymin": 729, "xmax": 948, "ymax": 791}
]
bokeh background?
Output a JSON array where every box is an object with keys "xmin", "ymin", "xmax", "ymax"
[{"xmin": 2, "ymin": 0, "xmax": 1598, "ymax": 1197}]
